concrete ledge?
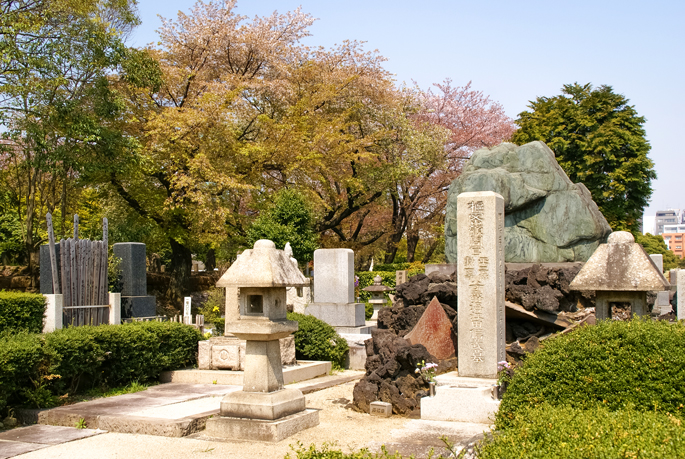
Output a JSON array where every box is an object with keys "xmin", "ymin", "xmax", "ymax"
[
  {"xmin": 434, "ymin": 372, "xmax": 498, "ymax": 388},
  {"xmin": 160, "ymin": 360, "xmax": 331, "ymax": 386},
  {"xmin": 204, "ymin": 408, "xmax": 319, "ymax": 442}
]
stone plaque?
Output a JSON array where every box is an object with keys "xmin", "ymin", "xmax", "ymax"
[
  {"xmin": 369, "ymin": 401, "xmax": 392, "ymax": 417},
  {"xmin": 456, "ymin": 192, "xmax": 505, "ymax": 379}
]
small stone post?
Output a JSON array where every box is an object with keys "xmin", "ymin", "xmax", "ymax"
[
  {"xmin": 43, "ymin": 294, "xmax": 63, "ymax": 333},
  {"xmin": 456, "ymin": 191, "xmax": 505, "ymax": 379}
]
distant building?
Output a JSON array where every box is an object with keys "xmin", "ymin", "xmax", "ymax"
[
  {"xmin": 663, "ymin": 231, "xmax": 685, "ymax": 259},
  {"xmin": 654, "ymin": 209, "xmax": 683, "ymax": 235}
]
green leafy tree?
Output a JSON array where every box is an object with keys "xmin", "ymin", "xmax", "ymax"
[
  {"xmin": 635, "ymin": 233, "xmax": 677, "ymax": 271},
  {"xmin": 512, "ymin": 83, "xmax": 656, "ymax": 233},
  {"xmin": 246, "ymin": 189, "xmax": 319, "ymax": 264},
  {"xmin": 0, "ymin": 0, "xmax": 144, "ymax": 268}
]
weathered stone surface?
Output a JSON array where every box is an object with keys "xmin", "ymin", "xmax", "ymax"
[
  {"xmin": 404, "ymin": 297, "xmax": 457, "ymax": 360},
  {"xmin": 456, "ymin": 191, "xmax": 505, "ymax": 379},
  {"xmin": 445, "ymin": 141, "xmax": 611, "ymax": 263},
  {"xmin": 570, "ymin": 232, "xmax": 670, "ymax": 292}
]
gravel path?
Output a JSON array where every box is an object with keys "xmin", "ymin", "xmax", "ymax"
[{"xmin": 13, "ymin": 380, "xmax": 490, "ymax": 459}]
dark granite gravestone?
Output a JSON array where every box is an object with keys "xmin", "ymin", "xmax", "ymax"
[
  {"xmin": 40, "ymin": 244, "xmax": 61, "ymax": 294},
  {"xmin": 113, "ymin": 242, "xmax": 156, "ymax": 318}
]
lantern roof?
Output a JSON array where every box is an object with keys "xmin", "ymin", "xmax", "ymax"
[
  {"xmin": 216, "ymin": 240, "xmax": 308, "ymax": 288},
  {"xmin": 362, "ymin": 274, "xmax": 393, "ymax": 292},
  {"xmin": 570, "ymin": 231, "xmax": 670, "ymax": 292}
]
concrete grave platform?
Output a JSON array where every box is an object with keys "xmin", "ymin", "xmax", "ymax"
[
  {"xmin": 160, "ymin": 360, "xmax": 331, "ymax": 385},
  {"xmin": 33, "ymin": 383, "xmax": 238, "ymax": 437},
  {"xmin": 421, "ymin": 372, "xmax": 500, "ymax": 424},
  {"xmin": 0, "ymin": 425, "xmax": 102, "ymax": 459}
]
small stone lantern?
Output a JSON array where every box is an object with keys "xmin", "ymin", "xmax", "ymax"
[
  {"xmin": 570, "ymin": 231, "xmax": 670, "ymax": 319},
  {"xmin": 205, "ymin": 240, "xmax": 319, "ymax": 442},
  {"xmin": 362, "ymin": 275, "xmax": 393, "ymax": 320}
]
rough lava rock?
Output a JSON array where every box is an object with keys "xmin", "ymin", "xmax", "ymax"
[
  {"xmin": 352, "ymin": 329, "xmax": 434, "ymax": 415},
  {"xmin": 445, "ymin": 141, "xmax": 612, "ymax": 263}
]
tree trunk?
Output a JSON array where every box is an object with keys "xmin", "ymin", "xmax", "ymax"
[
  {"xmin": 422, "ymin": 239, "xmax": 439, "ymax": 264},
  {"xmin": 167, "ymin": 238, "xmax": 192, "ymax": 306},
  {"xmin": 406, "ymin": 229, "xmax": 419, "ymax": 263},
  {"xmin": 205, "ymin": 248, "xmax": 216, "ymax": 271}
]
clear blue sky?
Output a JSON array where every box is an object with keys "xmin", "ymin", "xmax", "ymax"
[{"xmin": 129, "ymin": 0, "xmax": 685, "ymax": 221}]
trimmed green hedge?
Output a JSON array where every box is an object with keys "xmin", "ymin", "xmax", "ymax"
[
  {"xmin": 479, "ymin": 404, "xmax": 685, "ymax": 458},
  {"xmin": 0, "ymin": 291, "xmax": 46, "ymax": 334},
  {"xmin": 0, "ymin": 322, "xmax": 202, "ymax": 414},
  {"xmin": 497, "ymin": 319, "xmax": 685, "ymax": 428},
  {"xmin": 288, "ymin": 312, "xmax": 348, "ymax": 370}
]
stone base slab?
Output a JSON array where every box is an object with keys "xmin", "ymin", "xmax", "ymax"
[
  {"xmin": 421, "ymin": 376, "xmax": 499, "ymax": 424},
  {"xmin": 204, "ymin": 408, "xmax": 319, "ymax": 442},
  {"xmin": 121, "ymin": 295, "xmax": 156, "ymax": 318},
  {"xmin": 220, "ymin": 389, "xmax": 304, "ymax": 420},
  {"xmin": 198, "ymin": 335, "xmax": 295, "ymax": 370},
  {"xmin": 306, "ymin": 302, "xmax": 365, "ymax": 327},
  {"xmin": 334, "ymin": 323, "xmax": 376, "ymax": 334},
  {"xmin": 160, "ymin": 360, "xmax": 331, "ymax": 386},
  {"xmin": 340, "ymin": 333, "xmax": 371, "ymax": 370}
]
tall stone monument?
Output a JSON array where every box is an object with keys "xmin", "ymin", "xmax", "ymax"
[
  {"xmin": 422, "ymin": 191, "xmax": 504, "ymax": 423},
  {"xmin": 457, "ymin": 191, "xmax": 506, "ymax": 378},
  {"xmin": 306, "ymin": 248, "xmax": 369, "ymax": 333},
  {"xmin": 113, "ymin": 242, "xmax": 156, "ymax": 318}
]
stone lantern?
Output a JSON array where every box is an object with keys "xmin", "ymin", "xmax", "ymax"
[
  {"xmin": 205, "ymin": 240, "xmax": 319, "ymax": 442},
  {"xmin": 362, "ymin": 275, "xmax": 392, "ymax": 320},
  {"xmin": 570, "ymin": 231, "xmax": 670, "ymax": 319}
]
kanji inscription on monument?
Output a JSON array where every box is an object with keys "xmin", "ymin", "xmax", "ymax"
[{"xmin": 457, "ymin": 191, "xmax": 505, "ymax": 378}]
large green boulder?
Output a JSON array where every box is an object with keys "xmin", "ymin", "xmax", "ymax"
[{"xmin": 445, "ymin": 141, "xmax": 611, "ymax": 263}]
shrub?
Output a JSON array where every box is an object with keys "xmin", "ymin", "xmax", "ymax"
[
  {"xmin": 287, "ymin": 312, "xmax": 348, "ymax": 370},
  {"xmin": 199, "ymin": 288, "xmax": 225, "ymax": 323},
  {"xmin": 0, "ymin": 331, "xmax": 46, "ymax": 414},
  {"xmin": 212, "ymin": 318, "xmax": 225, "ymax": 336},
  {"xmin": 373, "ymin": 263, "xmax": 412, "ymax": 272},
  {"xmin": 0, "ymin": 291, "xmax": 46, "ymax": 334},
  {"xmin": 0, "ymin": 322, "xmax": 202, "ymax": 413},
  {"xmin": 46, "ymin": 321, "xmax": 202, "ymax": 391},
  {"xmin": 497, "ymin": 318, "xmax": 685, "ymax": 427},
  {"xmin": 479, "ymin": 404, "xmax": 685, "ymax": 459}
]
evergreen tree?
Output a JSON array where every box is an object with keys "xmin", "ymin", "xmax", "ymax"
[
  {"xmin": 512, "ymin": 83, "xmax": 655, "ymax": 233},
  {"xmin": 246, "ymin": 189, "xmax": 319, "ymax": 264}
]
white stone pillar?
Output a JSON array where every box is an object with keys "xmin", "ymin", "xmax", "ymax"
[
  {"xmin": 457, "ymin": 191, "xmax": 505, "ymax": 379},
  {"xmin": 109, "ymin": 292, "xmax": 121, "ymax": 325},
  {"xmin": 43, "ymin": 294, "xmax": 63, "ymax": 333},
  {"xmin": 678, "ymin": 271, "xmax": 685, "ymax": 321}
]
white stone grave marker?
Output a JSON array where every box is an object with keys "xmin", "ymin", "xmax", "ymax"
[{"xmin": 457, "ymin": 191, "xmax": 505, "ymax": 379}]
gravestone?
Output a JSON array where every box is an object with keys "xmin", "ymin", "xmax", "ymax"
[
  {"xmin": 457, "ymin": 192, "xmax": 506, "ymax": 378},
  {"xmin": 39, "ymin": 244, "xmax": 61, "ymax": 294},
  {"xmin": 183, "ymin": 297, "xmax": 192, "ymax": 318},
  {"xmin": 650, "ymin": 254, "xmax": 664, "ymax": 274},
  {"xmin": 655, "ymin": 291, "xmax": 671, "ymax": 315},
  {"xmin": 313, "ymin": 249, "xmax": 354, "ymax": 303},
  {"xmin": 113, "ymin": 243, "xmax": 156, "ymax": 318},
  {"xmin": 396, "ymin": 270, "xmax": 408, "ymax": 287},
  {"xmin": 306, "ymin": 248, "xmax": 368, "ymax": 333},
  {"xmin": 422, "ymin": 191, "xmax": 504, "ymax": 423}
]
